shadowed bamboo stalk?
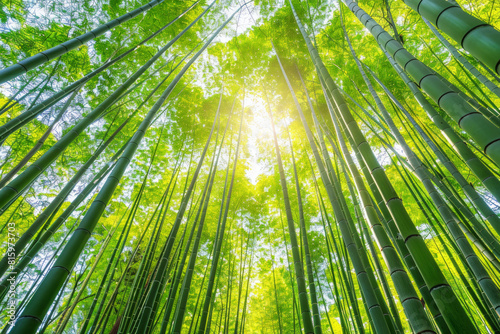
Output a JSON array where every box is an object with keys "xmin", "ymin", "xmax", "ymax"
[
  {"xmin": 278, "ymin": 208, "xmax": 304, "ymax": 333},
  {"xmin": 420, "ymin": 39, "xmax": 500, "ymax": 125},
  {"xmin": 348, "ymin": 91, "xmax": 500, "ymax": 273},
  {"xmin": 392, "ymin": 151, "xmax": 500, "ymax": 331},
  {"xmin": 307, "ymin": 158, "xmax": 355, "ymax": 333},
  {"xmin": 347, "ymin": 28, "xmax": 500, "ymax": 315},
  {"xmin": 376, "ymin": 47, "xmax": 500, "ymax": 229},
  {"xmin": 327, "ymin": 88, "xmax": 452, "ymax": 332},
  {"xmin": 363, "ymin": 63, "xmax": 500, "ymax": 263},
  {"xmin": 301, "ymin": 69, "xmax": 399, "ymax": 333},
  {"xmin": 288, "ymin": 129, "xmax": 323, "ymax": 334},
  {"xmin": 324, "ymin": 113, "xmax": 436, "ymax": 332}
]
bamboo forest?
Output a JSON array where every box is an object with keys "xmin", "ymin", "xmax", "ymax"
[{"xmin": 2, "ymin": 0, "xmax": 500, "ymax": 332}]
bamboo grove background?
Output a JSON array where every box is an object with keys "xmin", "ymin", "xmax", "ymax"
[{"xmin": 0, "ymin": 0, "xmax": 500, "ymax": 332}]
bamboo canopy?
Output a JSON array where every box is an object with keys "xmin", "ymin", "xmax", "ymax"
[{"xmin": 0, "ymin": 0, "xmax": 500, "ymax": 333}]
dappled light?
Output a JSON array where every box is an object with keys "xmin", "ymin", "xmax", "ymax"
[{"xmin": 1, "ymin": 0, "xmax": 500, "ymax": 333}]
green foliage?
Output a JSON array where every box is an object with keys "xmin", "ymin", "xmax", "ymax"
[{"xmin": 1, "ymin": 0, "xmax": 500, "ymax": 332}]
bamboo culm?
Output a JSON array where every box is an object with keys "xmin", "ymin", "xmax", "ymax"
[
  {"xmin": 344, "ymin": 0, "xmax": 500, "ymax": 169},
  {"xmin": 0, "ymin": 0, "xmax": 216, "ymax": 211},
  {"xmin": 0, "ymin": 0, "xmax": 165, "ymax": 84},
  {"xmin": 7, "ymin": 3, "xmax": 233, "ymax": 332}
]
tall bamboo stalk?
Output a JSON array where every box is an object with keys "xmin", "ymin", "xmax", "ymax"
[
  {"xmin": 275, "ymin": 45, "xmax": 394, "ymax": 333},
  {"xmin": 7, "ymin": 5, "xmax": 237, "ymax": 331},
  {"xmin": 266, "ymin": 82, "xmax": 315, "ymax": 334},
  {"xmin": 401, "ymin": 0, "xmax": 500, "ymax": 75},
  {"xmin": 0, "ymin": 0, "xmax": 167, "ymax": 84},
  {"xmin": 0, "ymin": 1, "xmax": 215, "ymax": 211},
  {"xmin": 0, "ymin": 2, "xmax": 197, "ymax": 143},
  {"xmin": 289, "ymin": 1, "xmax": 477, "ymax": 331},
  {"xmin": 343, "ymin": 0, "xmax": 500, "ymax": 169}
]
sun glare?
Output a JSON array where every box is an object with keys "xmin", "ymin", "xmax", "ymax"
[{"xmin": 244, "ymin": 93, "xmax": 293, "ymax": 184}]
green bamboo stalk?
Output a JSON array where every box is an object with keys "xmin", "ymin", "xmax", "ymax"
[
  {"xmin": 331, "ymin": 97, "xmax": 452, "ymax": 332},
  {"xmin": 118, "ymin": 146, "xmax": 193, "ymax": 334},
  {"xmin": 275, "ymin": 42, "xmax": 393, "ymax": 333},
  {"xmin": 89, "ymin": 125, "xmax": 166, "ymax": 334},
  {"xmin": 171, "ymin": 95, "xmax": 244, "ymax": 334},
  {"xmin": 224, "ymin": 235, "xmax": 235, "ymax": 333},
  {"xmin": 7, "ymin": 5, "xmax": 231, "ymax": 332},
  {"xmin": 184, "ymin": 255, "xmax": 211, "ymax": 334},
  {"xmin": 393, "ymin": 149, "xmax": 500, "ymax": 329},
  {"xmin": 159, "ymin": 176, "xmax": 211, "ymax": 333},
  {"xmin": 344, "ymin": 17, "xmax": 500, "ymax": 278},
  {"xmin": 288, "ymin": 129, "xmax": 323, "ymax": 334},
  {"xmin": 355, "ymin": 53, "xmax": 500, "ymax": 318},
  {"xmin": 401, "ymin": 0, "xmax": 500, "ymax": 75},
  {"xmin": 279, "ymin": 208, "xmax": 304, "ymax": 333},
  {"xmin": 0, "ymin": 1, "xmax": 215, "ymax": 210},
  {"xmin": 159, "ymin": 164, "xmax": 216, "ymax": 333},
  {"xmin": 0, "ymin": 0, "xmax": 166, "ymax": 84},
  {"xmin": 373, "ymin": 50, "xmax": 500, "ymax": 235},
  {"xmin": 270, "ymin": 237, "xmax": 283, "ymax": 334},
  {"xmin": 0, "ymin": 85, "xmax": 80, "ymax": 188},
  {"xmin": 160, "ymin": 98, "xmax": 228, "ymax": 333},
  {"xmin": 308, "ymin": 159, "xmax": 353, "ymax": 333},
  {"xmin": 390, "ymin": 153, "xmax": 487, "ymax": 333},
  {"xmin": 321, "ymin": 99, "xmax": 436, "ymax": 333},
  {"xmin": 312, "ymin": 150, "xmax": 360, "ymax": 333},
  {"xmin": 0, "ymin": 3, "xmax": 195, "ymax": 143},
  {"xmin": 0, "ymin": 75, "xmax": 36, "ymax": 115},
  {"xmin": 0, "ymin": 138, "xmax": 127, "ymax": 302},
  {"xmin": 205, "ymin": 229, "xmax": 229, "ymax": 334},
  {"xmin": 302, "ymin": 69, "xmax": 399, "ymax": 333},
  {"xmin": 344, "ymin": 0, "xmax": 500, "ymax": 169},
  {"xmin": 294, "ymin": 3, "xmax": 475, "ymax": 331},
  {"xmin": 0, "ymin": 98, "xmax": 143, "ymax": 277},
  {"xmin": 53, "ymin": 223, "xmax": 114, "ymax": 334},
  {"xmin": 239, "ymin": 238, "xmax": 253, "ymax": 334},
  {"xmin": 420, "ymin": 38, "xmax": 500, "ymax": 123},
  {"xmin": 266, "ymin": 82, "xmax": 315, "ymax": 333},
  {"xmin": 196, "ymin": 96, "xmax": 239, "ymax": 334},
  {"xmin": 233, "ymin": 231, "xmax": 250, "ymax": 334},
  {"xmin": 352, "ymin": 95, "xmax": 500, "ymax": 272},
  {"xmin": 96, "ymin": 166, "xmax": 180, "ymax": 334},
  {"xmin": 323, "ymin": 125, "xmax": 408, "ymax": 333},
  {"xmin": 131, "ymin": 5, "xmax": 247, "ymax": 321}
]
